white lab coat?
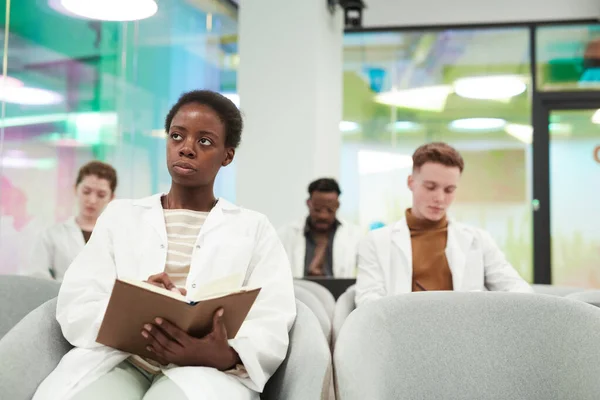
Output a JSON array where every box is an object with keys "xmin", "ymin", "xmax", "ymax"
[
  {"xmin": 355, "ymin": 217, "xmax": 533, "ymax": 307},
  {"xmin": 33, "ymin": 194, "xmax": 297, "ymax": 400},
  {"xmin": 24, "ymin": 217, "xmax": 85, "ymax": 281},
  {"xmin": 277, "ymin": 218, "xmax": 363, "ymax": 278}
]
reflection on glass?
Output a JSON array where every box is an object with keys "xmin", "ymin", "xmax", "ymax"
[
  {"xmin": 0, "ymin": 1, "xmax": 238, "ymax": 274},
  {"xmin": 550, "ymin": 109, "xmax": 600, "ymax": 288},
  {"xmin": 537, "ymin": 24, "xmax": 600, "ymax": 91},
  {"xmin": 341, "ymin": 28, "xmax": 533, "ymax": 281}
]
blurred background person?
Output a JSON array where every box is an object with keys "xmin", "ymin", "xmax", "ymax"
[
  {"xmin": 355, "ymin": 142, "xmax": 532, "ymax": 307},
  {"xmin": 24, "ymin": 161, "xmax": 117, "ymax": 281},
  {"xmin": 278, "ymin": 178, "xmax": 362, "ymax": 278}
]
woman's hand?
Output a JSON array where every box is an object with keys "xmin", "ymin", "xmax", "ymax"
[
  {"xmin": 146, "ymin": 272, "xmax": 187, "ymax": 296},
  {"xmin": 141, "ymin": 308, "xmax": 240, "ymax": 371}
]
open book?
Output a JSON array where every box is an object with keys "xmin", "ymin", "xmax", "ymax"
[{"xmin": 96, "ymin": 276, "xmax": 261, "ymax": 359}]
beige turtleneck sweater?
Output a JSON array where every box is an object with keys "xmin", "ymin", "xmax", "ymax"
[{"xmin": 405, "ymin": 209, "xmax": 453, "ymax": 292}]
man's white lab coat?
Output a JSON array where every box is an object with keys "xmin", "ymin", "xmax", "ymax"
[
  {"xmin": 278, "ymin": 218, "xmax": 363, "ymax": 278},
  {"xmin": 355, "ymin": 217, "xmax": 533, "ymax": 307}
]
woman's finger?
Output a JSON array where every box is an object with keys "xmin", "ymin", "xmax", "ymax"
[{"xmin": 146, "ymin": 272, "xmax": 176, "ymax": 291}]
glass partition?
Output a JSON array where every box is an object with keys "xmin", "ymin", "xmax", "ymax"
[
  {"xmin": 0, "ymin": 0, "xmax": 237, "ymax": 274},
  {"xmin": 549, "ymin": 108, "xmax": 600, "ymax": 287},
  {"xmin": 342, "ymin": 28, "xmax": 534, "ymax": 280}
]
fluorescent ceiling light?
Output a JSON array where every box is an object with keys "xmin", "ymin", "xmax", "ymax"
[
  {"xmin": 375, "ymin": 85, "xmax": 453, "ymax": 112},
  {"xmin": 358, "ymin": 150, "xmax": 413, "ymax": 175},
  {"xmin": 387, "ymin": 121, "xmax": 422, "ymax": 132},
  {"xmin": 53, "ymin": 0, "xmax": 158, "ymax": 21},
  {"xmin": 454, "ymin": 75, "xmax": 527, "ymax": 101},
  {"xmin": 70, "ymin": 112, "xmax": 117, "ymax": 131},
  {"xmin": 339, "ymin": 121, "xmax": 360, "ymax": 133},
  {"xmin": 449, "ymin": 118, "xmax": 506, "ymax": 132},
  {"xmin": 0, "ymin": 76, "xmax": 62, "ymax": 105},
  {"xmin": 505, "ymin": 124, "xmax": 532, "ymax": 144},
  {"xmin": 0, "ymin": 112, "xmax": 116, "ymax": 128},
  {"xmin": 0, "ymin": 86, "xmax": 63, "ymax": 105},
  {"xmin": 0, "ymin": 113, "xmax": 68, "ymax": 128},
  {"xmin": 1, "ymin": 156, "xmax": 56, "ymax": 169},
  {"xmin": 0, "ymin": 76, "xmax": 24, "ymax": 89},
  {"xmin": 592, "ymin": 109, "xmax": 600, "ymax": 124}
]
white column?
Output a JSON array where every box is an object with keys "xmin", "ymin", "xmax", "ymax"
[{"xmin": 237, "ymin": 0, "xmax": 343, "ymax": 228}]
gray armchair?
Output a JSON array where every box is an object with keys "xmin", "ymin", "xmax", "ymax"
[
  {"xmin": 531, "ymin": 284, "xmax": 586, "ymax": 297},
  {"xmin": 0, "ymin": 298, "xmax": 70, "ymax": 399},
  {"xmin": 331, "ymin": 285, "xmax": 355, "ymax": 347},
  {"xmin": 334, "ymin": 291, "xmax": 600, "ymax": 400},
  {"xmin": 0, "ymin": 292, "xmax": 331, "ymax": 400},
  {"xmin": 293, "ymin": 284, "xmax": 332, "ymax": 342},
  {"xmin": 294, "ymin": 279, "xmax": 336, "ymax": 321},
  {"xmin": 566, "ymin": 290, "xmax": 600, "ymax": 307},
  {"xmin": 262, "ymin": 300, "xmax": 333, "ymax": 400},
  {"xmin": 0, "ymin": 275, "xmax": 60, "ymax": 338}
]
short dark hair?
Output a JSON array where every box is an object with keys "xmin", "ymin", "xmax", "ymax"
[
  {"xmin": 308, "ymin": 178, "xmax": 341, "ymax": 196},
  {"xmin": 412, "ymin": 142, "xmax": 464, "ymax": 173},
  {"xmin": 76, "ymin": 161, "xmax": 118, "ymax": 193},
  {"xmin": 164, "ymin": 90, "xmax": 243, "ymax": 148}
]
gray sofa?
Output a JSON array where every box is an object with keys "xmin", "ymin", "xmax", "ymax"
[
  {"xmin": 0, "ymin": 275, "xmax": 332, "ymax": 400},
  {"xmin": 334, "ymin": 291, "xmax": 600, "ymax": 400}
]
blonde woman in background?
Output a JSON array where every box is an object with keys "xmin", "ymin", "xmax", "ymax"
[{"xmin": 24, "ymin": 161, "xmax": 117, "ymax": 281}]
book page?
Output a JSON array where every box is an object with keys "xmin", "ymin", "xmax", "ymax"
[
  {"xmin": 119, "ymin": 275, "xmax": 258, "ymax": 304},
  {"xmin": 190, "ymin": 273, "xmax": 248, "ymax": 302},
  {"xmin": 119, "ymin": 278, "xmax": 187, "ymax": 302}
]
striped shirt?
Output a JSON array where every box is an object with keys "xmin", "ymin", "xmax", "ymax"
[
  {"xmin": 129, "ymin": 208, "xmax": 208, "ymax": 374},
  {"xmin": 163, "ymin": 209, "xmax": 209, "ymax": 288}
]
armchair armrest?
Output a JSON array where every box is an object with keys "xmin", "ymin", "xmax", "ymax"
[{"xmin": 0, "ymin": 298, "xmax": 72, "ymax": 400}]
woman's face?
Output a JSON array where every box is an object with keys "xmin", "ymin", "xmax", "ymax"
[
  {"xmin": 166, "ymin": 103, "xmax": 234, "ymax": 188},
  {"xmin": 75, "ymin": 175, "xmax": 114, "ymax": 220}
]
